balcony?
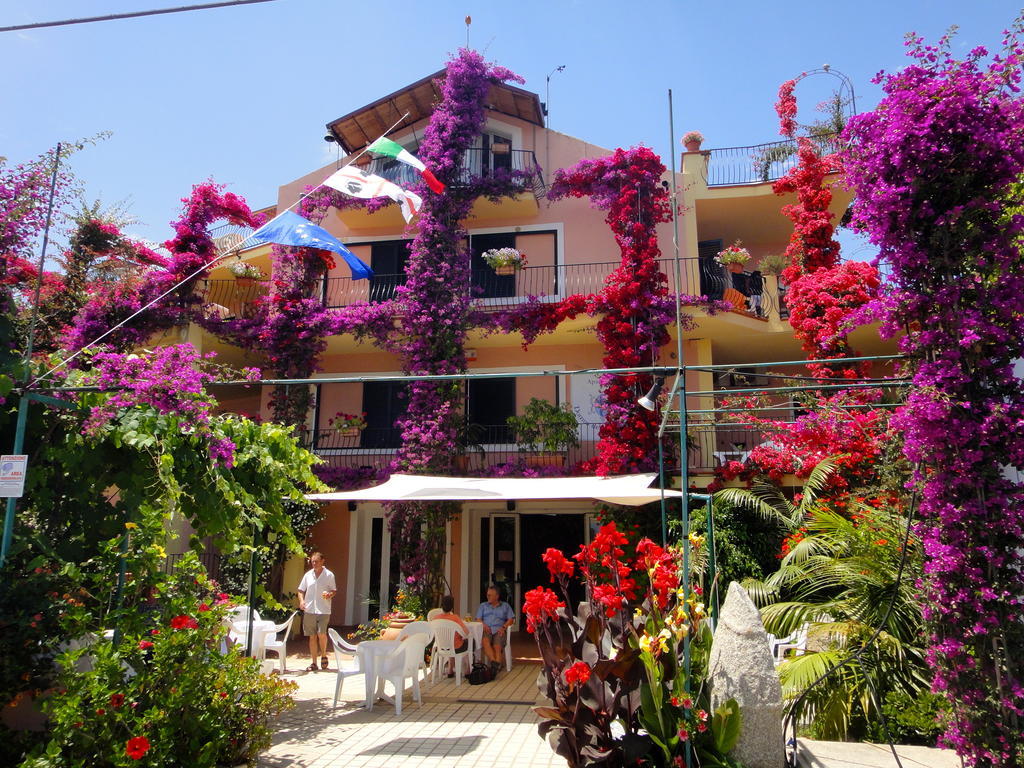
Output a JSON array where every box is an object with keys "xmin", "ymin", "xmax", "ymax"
[
  {"xmin": 364, "ymin": 147, "xmax": 545, "ymax": 198},
  {"xmin": 197, "ymin": 256, "xmax": 784, "ymax": 322},
  {"xmin": 311, "ymin": 422, "xmax": 604, "ymax": 474},
  {"xmin": 702, "ymin": 134, "xmax": 843, "ymax": 187}
]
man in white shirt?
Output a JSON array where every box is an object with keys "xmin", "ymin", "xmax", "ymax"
[{"xmin": 297, "ymin": 551, "xmax": 336, "ymax": 671}]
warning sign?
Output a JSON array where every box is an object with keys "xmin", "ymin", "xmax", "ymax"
[{"xmin": 0, "ymin": 455, "xmax": 27, "ymax": 498}]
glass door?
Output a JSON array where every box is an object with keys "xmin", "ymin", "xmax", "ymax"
[{"xmin": 484, "ymin": 513, "xmax": 520, "ymax": 621}]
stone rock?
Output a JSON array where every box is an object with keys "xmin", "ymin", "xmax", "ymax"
[{"xmin": 707, "ymin": 581, "xmax": 784, "ymax": 768}]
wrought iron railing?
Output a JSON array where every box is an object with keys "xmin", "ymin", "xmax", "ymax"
[
  {"xmin": 197, "ymin": 256, "xmax": 788, "ymax": 319},
  {"xmin": 685, "ymin": 423, "xmax": 771, "ymax": 472},
  {"xmin": 163, "ymin": 550, "xmax": 221, "ymax": 580},
  {"xmin": 312, "ymin": 422, "xmax": 604, "ymax": 473},
  {"xmin": 365, "ymin": 147, "xmax": 545, "ymax": 196},
  {"xmin": 703, "ymin": 133, "xmax": 844, "ymax": 186}
]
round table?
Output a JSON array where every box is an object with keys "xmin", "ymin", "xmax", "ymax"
[{"xmin": 355, "ymin": 639, "xmax": 402, "ymax": 709}]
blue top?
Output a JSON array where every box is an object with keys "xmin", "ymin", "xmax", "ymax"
[{"xmin": 476, "ymin": 600, "xmax": 515, "ymax": 632}]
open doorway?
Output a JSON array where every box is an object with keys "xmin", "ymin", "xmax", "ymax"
[{"xmin": 519, "ymin": 513, "xmax": 587, "ymax": 628}]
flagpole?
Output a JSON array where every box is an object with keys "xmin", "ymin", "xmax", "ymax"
[{"xmin": 31, "ymin": 113, "xmax": 411, "ymax": 388}]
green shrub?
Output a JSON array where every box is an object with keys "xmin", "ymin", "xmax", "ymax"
[
  {"xmin": 865, "ymin": 689, "xmax": 946, "ymax": 746},
  {"xmin": 21, "ymin": 556, "xmax": 295, "ymax": 767}
]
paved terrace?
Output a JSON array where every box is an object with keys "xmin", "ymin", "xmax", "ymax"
[
  {"xmin": 259, "ymin": 634, "xmax": 562, "ymax": 768},
  {"xmin": 258, "ymin": 637, "xmax": 960, "ymax": 768}
]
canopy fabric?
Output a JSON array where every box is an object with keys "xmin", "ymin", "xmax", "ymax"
[{"xmin": 305, "ymin": 473, "xmax": 681, "ymax": 507}]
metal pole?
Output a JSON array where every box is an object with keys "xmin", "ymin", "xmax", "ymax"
[
  {"xmin": 111, "ymin": 526, "xmax": 131, "ymax": 646},
  {"xmin": 0, "ymin": 397, "xmax": 30, "ymax": 570},
  {"xmin": 0, "ymin": 143, "xmax": 62, "ymax": 574},
  {"xmin": 667, "ymin": 87, "xmax": 693, "ymax": 768},
  {"xmin": 245, "ymin": 526, "xmax": 258, "ymax": 656},
  {"xmin": 704, "ymin": 496, "xmax": 719, "ymax": 622}
]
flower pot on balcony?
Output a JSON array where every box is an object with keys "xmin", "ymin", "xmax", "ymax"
[
  {"xmin": 493, "ymin": 265, "xmax": 517, "ymax": 276},
  {"xmin": 526, "ymin": 452, "xmax": 565, "ymax": 468},
  {"xmin": 338, "ymin": 427, "xmax": 361, "ymax": 438},
  {"xmin": 684, "ymin": 139, "xmax": 702, "ymax": 152},
  {"xmin": 726, "ymin": 262, "xmax": 744, "ymax": 274},
  {"xmin": 235, "ymin": 277, "xmax": 258, "ymax": 288}
]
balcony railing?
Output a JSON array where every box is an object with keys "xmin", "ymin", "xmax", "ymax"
[
  {"xmin": 312, "ymin": 422, "xmax": 604, "ymax": 474},
  {"xmin": 365, "ymin": 147, "xmax": 545, "ymax": 197},
  {"xmin": 198, "ymin": 256, "xmax": 783, "ymax": 319},
  {"xmin": 686, "ymin": 423, "xmax": 771, "ymax": 472},
  {"xmin": 703, "ymin": 133, "xmax": 844, "ymax": 187}
]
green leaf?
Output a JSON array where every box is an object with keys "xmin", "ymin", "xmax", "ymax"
[{"xmin": 712, "ymin": 698, "xmax": 742, "ymax": 754}]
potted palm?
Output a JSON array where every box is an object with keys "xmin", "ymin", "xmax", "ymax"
[
  {"xmin": 758, "ymin": 252, "xmax": 789, "ymax": 276},
  {"xmin": 506, "ymin": 397, "xmax": 580, "ymax": 468},
  {"xmin": 715, "ymin": 242, "xmax": 751, "ymax": 274},
  {"xmin": 482, "ymin": 247, "xmax": 527, "ymax": 276},
  {"xmin": 228, "ymin": 261, "xmax": 266, "ymax": 288}
]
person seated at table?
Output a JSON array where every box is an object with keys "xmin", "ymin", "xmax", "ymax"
[
  {"xmin": 433, "ymin": 594, "xmax": 470, "ymax": 677},
  {"xmin": 476, "ymin": 584, "xmax": 515, "ymax": 675}
]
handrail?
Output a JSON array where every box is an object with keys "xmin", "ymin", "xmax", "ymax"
[{"xmin": 703, "ymin": 133, "xmax": 843, "ymax": 186}]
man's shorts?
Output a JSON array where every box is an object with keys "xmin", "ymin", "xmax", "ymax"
[
  {"xmin": 302, "ymin": 612, "xmax": 330, "ymax": 635},
  {"xmin": 485, "ymin": 627, "xmax": 506, "ymax": 648}
]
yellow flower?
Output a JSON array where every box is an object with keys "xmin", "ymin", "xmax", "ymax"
[
  {"xmin": 124, "ymin": 522, "xmax": 138, "ymax": 531},
  {"xmin": 657, "ymin": 628, "xmax": 672, "ymax": 653},
  {"xmin": 152, "ymin": 546, "xmax": 166, "ymax": 559},
  {"xmin": 634, "ymin": 607, "xmax": 644, "ymax": 618},
  {"xmin": 675, "ymin": 624, "xmax": 690, "ymax": 640},
  {"xmin": 693, "ymin": 603, "xmax": 706, "ymax": 617},
  {"xmin": 639, "ymin": 633, "xmax": 654, "ymax": 653},
  {"xmin": 688, "ymin": 532, "xmax": 705, "ymax": 548}
]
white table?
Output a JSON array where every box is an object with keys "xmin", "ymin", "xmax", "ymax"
[
  {"xmin": 231, "ymin": 619, "xmax": 277, "ymax": 658},
  {"xmin": 356, "ymin": 639, "xmax": 402, "ymax": 709},
  {"xmin": 466, "ymin": 621, "xmax": 484, "ymax": 661},
  {"xmin": 713, "ymin": 450, "xmax": 751, "ymax": 466}
]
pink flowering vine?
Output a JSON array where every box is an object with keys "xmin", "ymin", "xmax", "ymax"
[{"xmin": 842, "ymin": 23, "xmax": 1024, "ymax": 765}]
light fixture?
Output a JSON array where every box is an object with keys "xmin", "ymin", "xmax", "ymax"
[
  {"xmin": 638, "ymin": 377, "xmax": 665, "ymax": 411},
  {"xmin": 324, "ymin": 134, "xmax": 337, "ymax": 143}
]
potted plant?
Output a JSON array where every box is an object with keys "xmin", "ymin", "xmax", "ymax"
[
  {"xmin": 681, "ymin": 130, "xmax": 704, "ymax": 152},
  {"xmin": 715, "ymin": 241, "xmax": 751, "ymax": 274},
  {"xmin": 758, "ymin": 252, "xmax": 789, "ymax": 276},
  {"xmin": 228, "ymin": 260, "xmax": 266, "ymax": 287},
  {"xmin": 506, "ymin": 397, "xmax": 580, "ymax": 467},
  {"xmin": 453, "ymin": 419, "xmax": 487, "ymax": 474},
  {"xmin": 328, "ymin": 411, "xmax": 367, "ymax": 438},
  {"xmin": 481, "ymin": 247, "xmax": 527, "ymax": 276}
]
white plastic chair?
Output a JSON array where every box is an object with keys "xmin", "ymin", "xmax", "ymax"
[
  {"xmin": 397, "ymin": 621, "xmax": 432, "ymax": 676},
  {"xmin": 262, "ymin": 611, "xmax": 298, "ymax": 673},
  {"xmin": 426, "ymin": 608, "xmax": 444, "ymax": 621},
  {"xmin": 375, "ymin": 632, "xmax": 431, "ymax": 715},
  {"xmin": 326, "ymin": 628, "xmax": 364, "ymax": 708},
  {"xmin": 772, "ymin": 625, "xmax": 808, "ymax": 664},
  {"xmin": 429, "ymin": 619, "xmax": 470, "ymax": 685}
]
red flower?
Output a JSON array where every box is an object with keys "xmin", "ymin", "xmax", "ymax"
[
  {"xmin": 198, "ymin": 603, "xmax": 210, "ymax": 612},
  {"xmin": 169, "ymin": 615, "xmax": 198, "ymax": 630},
  {"xmin": 592, "ymin": 583, "xmax": 623, "ymax": 618},
  {"xmin": 564, "ymin": 661, "xmax": 591, "ymax": 688},
  {"xmin": 125, "ymin": 736, "xmax": 151, "ymax": 760},
  {"xmin": 541, "ymin": 548, "xmax": 574, "ymax": 581},
  {"xmin": 522, "ymin": 587, "xmax": 565, "ymax": 633},
  {"xmin": 110, "ymin": 693, "xmax": 125, "ymax": 708},
  {"xmin": 137, "ymin": 640, "xmax": 153, "ymax": 651}
]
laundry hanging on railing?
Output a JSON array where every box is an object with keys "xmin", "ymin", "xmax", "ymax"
[{"xmin": 245, "ymin": 210, "xmax": 373, "ymax": 280}]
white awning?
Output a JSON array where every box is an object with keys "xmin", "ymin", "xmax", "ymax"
[{"xmin": 306, "ymin": 473, "xmax": 681, "ymax": 507}]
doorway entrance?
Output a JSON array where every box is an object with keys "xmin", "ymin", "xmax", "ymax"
[{"xmin": 520, "ymin": 514, "xmax": 587, "ymax": 626}]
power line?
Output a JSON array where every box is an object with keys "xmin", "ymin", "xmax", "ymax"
[{"xmin": 0, "ymin": 0, "xmax": 277, "ymax": 33}]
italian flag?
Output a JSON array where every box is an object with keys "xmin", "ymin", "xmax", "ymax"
[{"xmin": 368, "ymin": 137, "xmax": 446, "ymax": 194}]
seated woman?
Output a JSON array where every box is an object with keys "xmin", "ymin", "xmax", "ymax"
[
  {"xmin": 476, "ymin": 584, "xmax": 515, "ymax": 675},
  {"xmin": 433, "ymin": 594, "xmax": 470, "ymax": 677}
]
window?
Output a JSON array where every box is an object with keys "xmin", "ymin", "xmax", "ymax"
[
  {"xmin": 467, "ymin": 377, "xmax": 515, "ymax": 444},
  {"xmin": 470, "ymin": 232, "xmax": 517, "ymax": 300},
  {"xmin": 369, "ymin": 240, "xmax": 411, "ymax": 303},
  {"xmin": 361, "ymin": 381, "xmax": 407, "ymax": 448}
]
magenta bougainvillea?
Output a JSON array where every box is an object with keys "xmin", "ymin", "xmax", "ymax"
[
  {"xmin": 842, "ymin": 26, "xmax": 1024, "ymax": 765},
  {"xmin": 66, "ymin": 182, "xmax": 262, "ymax": 352}
]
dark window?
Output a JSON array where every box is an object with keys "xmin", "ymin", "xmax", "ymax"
[
  {"xmin": 486, "ymin": 134, "xmax": 513, "ymax": 173},
  {"xmin": 368, "ymin": 517, "xmax": 383, "ymax": 619},
  {"xmin": 467, "ymin": 376, "xmax": 515, "ymax": 444},
  {"xmin": 361, "ymin": 381, "xmax": 407, "ymax": 448},
  {"xmin": 470, "ymin": 232, "xmax": 517, "ymax": 299},
  {"xmin": 369, "ymin": 240, "xmax": 411, "ymax": 303}
]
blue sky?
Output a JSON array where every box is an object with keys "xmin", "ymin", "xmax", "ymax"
[{"xmin": 1, "ymin": 0, "xmax": 1018, "ymax": 255}]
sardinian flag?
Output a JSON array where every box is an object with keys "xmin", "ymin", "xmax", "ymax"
[
  {"xmin": 322, "ymin": 166, "xmax": 423, "ymax": 223},
  {"xmin": 367, "ymin": 137, "xmax": 446, "ymax": 194}
]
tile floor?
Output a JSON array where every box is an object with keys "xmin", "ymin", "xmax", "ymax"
[{"xmin": 258, "ymin": 640, "xmax": 563, "ymax": 768}]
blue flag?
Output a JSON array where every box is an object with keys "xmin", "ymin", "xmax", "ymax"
[{"xmin": 245, "ymin": 210, "xmax": 373, "ymax": 280}]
